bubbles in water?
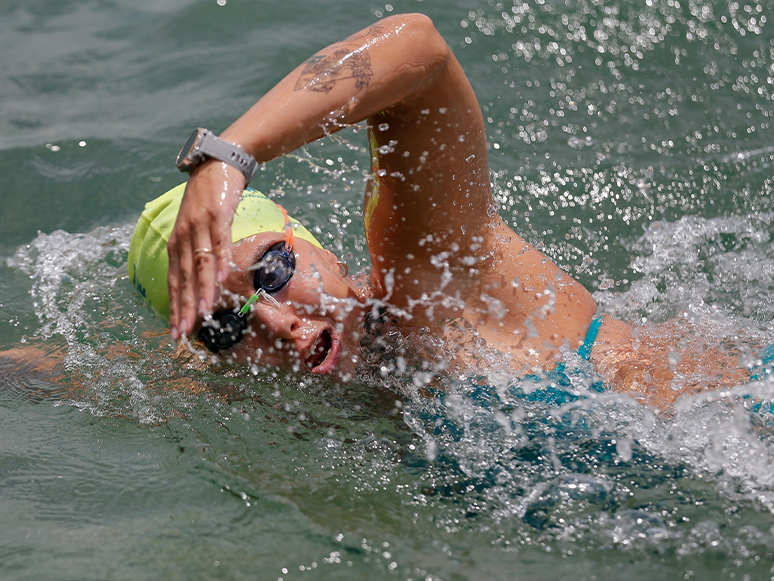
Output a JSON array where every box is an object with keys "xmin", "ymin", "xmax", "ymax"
[{"xmin": 6, "ymin": 225, "xmax": 189, "ymax": 423}]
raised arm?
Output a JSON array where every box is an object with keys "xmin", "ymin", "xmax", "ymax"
[{"xmin": 168, "ymin": 13, "xmax": 475, "ymax": 339}]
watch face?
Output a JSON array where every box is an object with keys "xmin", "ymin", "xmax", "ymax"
[{"xmin": 176, "ymin": 128, "xmax": 202, "ymax": 170}]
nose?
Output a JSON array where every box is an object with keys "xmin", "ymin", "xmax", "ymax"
[{"xmin": 253, "ymin": 301, "xmax": 302, "ymax": 340}]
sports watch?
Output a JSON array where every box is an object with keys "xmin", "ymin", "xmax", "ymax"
[{"xmin": 176, "ymin": 128, "xmax": 259, "ymax": 185}]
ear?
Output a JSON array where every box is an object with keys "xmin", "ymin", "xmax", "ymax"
[{"xmin": 322, "ymin": 248, "xmax": 339, "ymax": 263}]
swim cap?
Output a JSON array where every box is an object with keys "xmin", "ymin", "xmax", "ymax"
[{"xmin": 128, "ymin": 182, "xmax": 323, "ymax": 319}]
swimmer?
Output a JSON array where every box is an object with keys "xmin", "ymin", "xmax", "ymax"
[{"xmin": 134, "ymin": 14, "xmax": 768, "ymax": 409}]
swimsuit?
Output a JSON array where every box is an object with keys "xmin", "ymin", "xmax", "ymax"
[
  {"xmin": 577, "ymin": 315, "xmax": 604, "ymax": 361},
  {"xmin": 750, "ymin": 343, "xmax": 774, "ymax": 382},
  {"xmin": 533, "ymin": 314, "xmax": 604, "ymax": 402}
]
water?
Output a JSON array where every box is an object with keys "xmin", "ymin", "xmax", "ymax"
[{"xmin": 3, "ymin": 0, "xmax": 774, "ymax": 579}]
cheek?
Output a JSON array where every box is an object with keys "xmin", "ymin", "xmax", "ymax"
[
  {"xmin": 307, "ymin": 261, "xmax": 350, "ymax": 295},
  {"xmin": 287, "ymin": 268, "xmax": 329, "ymax": 310},
  {"xmin": 298, "ymin": 262, "xmax": 327, "ymax": 290},
  {"xmin": 296, "ymin": 279, "xmax": 349, "ymax": 320}
]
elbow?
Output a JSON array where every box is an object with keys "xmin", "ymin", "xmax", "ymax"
[
  {"xmin": 381, "ymin": 13, "xmax": 449, "ymax": 69},
  {"xmin": 398, "ymin": 13, "xmax": 445, "ymax": 44}
]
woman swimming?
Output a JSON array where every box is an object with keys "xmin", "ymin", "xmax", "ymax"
[{"xmin": 136, "ymin": 13, "xmax": 766, "ymax": 409}]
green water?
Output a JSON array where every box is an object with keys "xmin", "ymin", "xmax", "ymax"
[{"xmin": 3, "ymin": 0, "xmax": 774, "ymax": 579}]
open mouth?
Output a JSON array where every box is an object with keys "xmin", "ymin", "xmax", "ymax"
[
  {"xmin": 304, "ymin": 329, "xmax": 336, "ymax": 373},
  {"xmin": 303, "ymin": 329, "xmax": 343, "ymax": 374}
]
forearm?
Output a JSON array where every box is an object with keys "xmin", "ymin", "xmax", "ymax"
[
  {"xmin": 220, "ymin": 13, "xmax": 449, "ymax": 161},
  {"xmin": 167, "ymin": 14, "xmax": 457, "ymax": 337}
]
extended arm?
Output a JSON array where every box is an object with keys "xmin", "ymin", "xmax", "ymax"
[{"xmin": 167, "ymin": 14, "xmax": 466, "ymax": 339}]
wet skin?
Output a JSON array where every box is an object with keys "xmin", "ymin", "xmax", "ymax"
[
  {"xmin": 173, "ymin": 14, "xmax": 596, "ymax": 373},
  {"xmin": 201, "ymin": 233, "xmax": 368, "ymax": 376},
  {"xmin": 173, "ymin": 14, "xmax": 754, "ymax": 410}
]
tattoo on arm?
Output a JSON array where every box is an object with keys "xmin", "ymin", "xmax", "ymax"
[
  {"xmin": 294, "ymin": 27, "xmax": 382, "ymax": 93},
  {"xmin": 295, "ymin": 48, "xmax": 373, "ymax": 93}
]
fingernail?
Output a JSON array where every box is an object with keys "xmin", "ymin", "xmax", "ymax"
[
  {"xmin": 217, "ymin": 269, "xmax": 225, "ymax": 283},
  {"xmin": 199, "ymin": 299, "xmax": 208, "ymax": 314},
  {"xmin": 181, "ymin": 319, "xmax": 188, "ymax": 334},
  {"xmin": 170, "ymin": 326, "xmax": 179, "ymax": 341}
]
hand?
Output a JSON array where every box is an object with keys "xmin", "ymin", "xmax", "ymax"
[{"xmin": 167, "ymin": 160, "xmax": 245, "ymax": 340}]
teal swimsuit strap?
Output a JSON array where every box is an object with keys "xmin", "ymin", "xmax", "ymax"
[
  {"xmin": 577, "ymin": 315, "xmax": 604, "ymax": 361},
  {"xmin": 750, "ymin": 344, "xmax": 774, "ymax": 381}
]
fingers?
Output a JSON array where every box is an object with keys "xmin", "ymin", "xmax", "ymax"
[
  {"xmin": 191, "ymin": 223, "xmax": 218, "ymax": 315},
  {"xmin": 169, "ymin": 214, "xmax": 218, "ymax": 339},
  {"xmin": 168, "ymin": 225, "xmax": 197, "ymax": 339},
  {"xmin": 167, "ymin": 234, "xmax": 182, "ymax": 339},
  {"xmin": 168, "ymin": 161, "xmax": 245, "ymax": 340},
  {"xmin": 212, "ymin": 216, "xmax": 232, "ymax": 286}
]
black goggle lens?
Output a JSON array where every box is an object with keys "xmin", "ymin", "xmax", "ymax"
[
  {"xmin": 254, "ymin": 242, "xmax": 295, "ymax": 293},
  {"xmin": 198, "ymin": 242, "xmax": 295, "ymax": 354},
  {"xmin": 197, "ymin": 310, "xmax": 247, "ymax": 353}
]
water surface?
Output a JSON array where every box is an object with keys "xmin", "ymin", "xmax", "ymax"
[{"xmin": 3, "ymin": 0, "xmax": 774, "ymax": 579}]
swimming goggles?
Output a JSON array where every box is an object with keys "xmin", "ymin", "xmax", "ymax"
[{"xmin": 197, "ymin": 207, "xmax": 297, "ymax": 353}]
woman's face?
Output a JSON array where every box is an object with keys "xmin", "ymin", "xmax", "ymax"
[{"xmin": 198, "ymin": 232, "xmax": 367, "ymax": 377}]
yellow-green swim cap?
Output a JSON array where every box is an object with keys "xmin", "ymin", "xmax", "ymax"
[{"xmin": 128, "ymin": 182, "xmax": 323, "ymax": 319}]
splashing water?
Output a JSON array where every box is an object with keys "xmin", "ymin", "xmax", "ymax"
[
  {"xmin": 6, "ymin": 210, "xmax": 774, "ymax": 578},
  {"xmin": 4, "ymin": 0, "xmax": 774, "ymax": 577}
]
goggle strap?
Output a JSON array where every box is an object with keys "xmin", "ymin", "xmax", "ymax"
[{"xmin": 276, "ymin": 204, "xmax": 294, "ymax": 249}]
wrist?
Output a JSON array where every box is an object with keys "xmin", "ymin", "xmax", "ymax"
[
  {"xmin": 176, "ymin": 128, "xmax": 259, "ymax": 185},
  {"xmin": 190, "ymin": 160, "xmax": 247, "ymax": 205},
  {"xmin": 220, "ymin": 129, "xmax": 266, "ymax": 162},
  {"xmin": 222, "ymin": 114, "xmax": 289, "ymax": 164}
]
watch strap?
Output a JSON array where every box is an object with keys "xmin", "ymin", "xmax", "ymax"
[{"xmin": 177, "ymin": 128, "xmax": 259, "ymax": 186}]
